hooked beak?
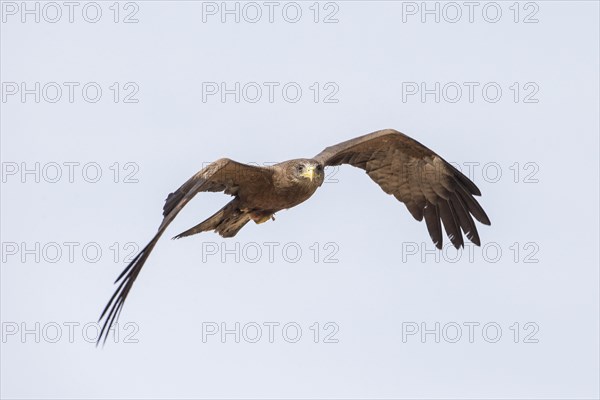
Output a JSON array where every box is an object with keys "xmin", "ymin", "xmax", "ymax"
[{"xmin": 301, "ymin": 165, "xmax": 316, "ymax": 181}]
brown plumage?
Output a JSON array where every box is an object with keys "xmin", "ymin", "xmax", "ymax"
[{"xmin": 97, "ymin": 129, "xmax": 490, "ymax": 345}]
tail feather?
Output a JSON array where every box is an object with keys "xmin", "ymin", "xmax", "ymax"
[{"xmin": 173, "ymin": 201, "xmax": 251, "ymax": 239}]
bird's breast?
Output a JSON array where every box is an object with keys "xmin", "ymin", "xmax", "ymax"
[{"xmin": 237, "ymin": 183, "xmax": 318, "ymax": 211}]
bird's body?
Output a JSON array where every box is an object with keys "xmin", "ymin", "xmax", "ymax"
[
  {"xmin": 97, "ymin": 129, "xmax": 491, "ymax": 344},
  {"xmin": 169, "ymin": 158, "xmax": 325, "ymax": 238},
  {"xmin": 240, "ymin": 159, "xmax": 324, "ymax": 210}
]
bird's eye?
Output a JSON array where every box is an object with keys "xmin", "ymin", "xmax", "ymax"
[
  {"xmin": 316, "ymin": 165, "xmax": 323, "ymax": 172},
  {"xmin": 297, "ymin": 165, "xmax": 303, "ymax": 172}
]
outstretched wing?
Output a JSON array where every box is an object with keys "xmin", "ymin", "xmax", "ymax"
[
  {"xmin": 314, "ymin": 129, "xmax": 491, "ymax": 249},
  {"xmin": 97, "ymin": 158, "xmax": 273, "ymax": 345}
]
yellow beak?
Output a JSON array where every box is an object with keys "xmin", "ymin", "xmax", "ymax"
[{"xmin": 301, "ymin": 165, "xmax": 316, "ymax": 181}]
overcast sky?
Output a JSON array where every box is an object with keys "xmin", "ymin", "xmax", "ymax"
[{"xmin": 1, "ymin": 1, "xmax": 599, "ymax": 399}]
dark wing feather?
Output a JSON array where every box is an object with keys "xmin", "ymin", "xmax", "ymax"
[
  {"xmin": 450, "ymin": 192, "xmax": 481, "ymax": 246},
  {"xmin": 423, "ymin": 203, "xmax": 443, "ymax": 249},
  {"xmin": 313, "ymin": 129, "xmax": 490, "ymax": 249},
  {"xmin": 438, "ymin": 199, "xmax": 464, "ymax": 249},
  {"xmin": 97, "ymin": 158, "xmax": 273, "ymax": 345}
]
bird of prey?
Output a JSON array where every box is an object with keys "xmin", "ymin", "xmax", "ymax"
[{"xmin": 97, "ymin": 129, "xmax": 491, "ymax": 344}]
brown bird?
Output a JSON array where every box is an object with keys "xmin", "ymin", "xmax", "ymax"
[{"xmin": 97, "ymin": 129, "xmax": 491, "ymax": 344}]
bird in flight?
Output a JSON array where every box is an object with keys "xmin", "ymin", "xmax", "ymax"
[{"xmin": 97, "ymin": 129, "xmax": 491, "ymax": 344}]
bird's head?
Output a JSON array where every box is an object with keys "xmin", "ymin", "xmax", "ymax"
[{"xmin": 290, "ymin": 159, "xmax": 325, "ymax": 187}]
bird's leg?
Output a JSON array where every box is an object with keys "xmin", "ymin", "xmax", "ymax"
[{"xmin": 271, "ymin": 214, "xmax": 276, "ymax": 221}]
